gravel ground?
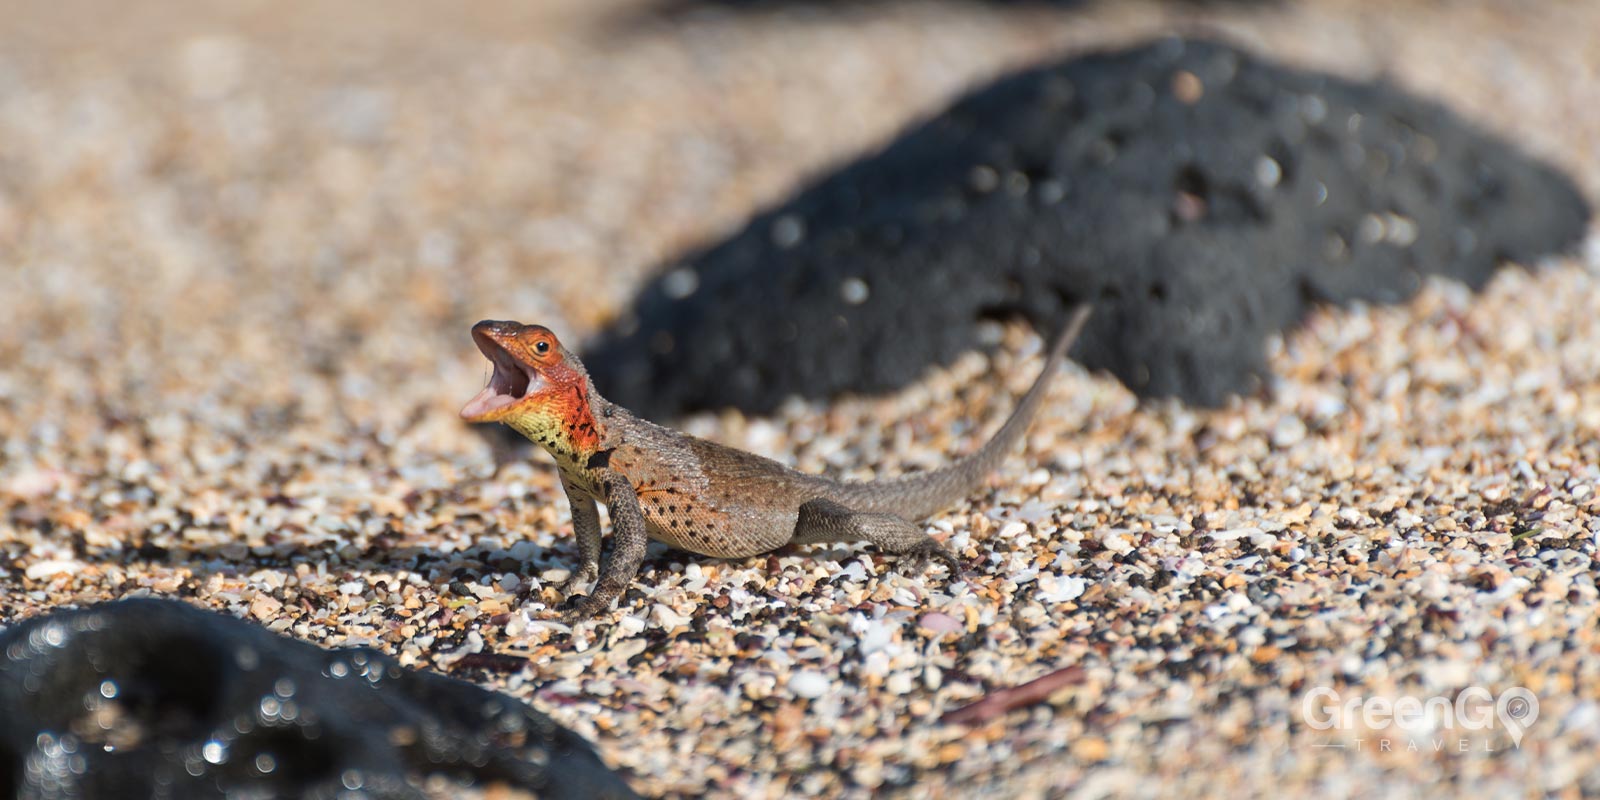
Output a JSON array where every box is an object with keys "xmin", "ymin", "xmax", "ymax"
[{"xmin": 2, "ymin": 0, "xmax": 1599, "ymax": 797}]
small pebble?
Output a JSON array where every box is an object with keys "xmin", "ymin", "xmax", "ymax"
[{"xmin": 789, "ymin": 671, "xmax": 830, "ymax": 700}]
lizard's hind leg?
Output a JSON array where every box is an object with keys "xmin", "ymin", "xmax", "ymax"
[{"xmin": 793, "ymin": 498, "xmax": 965, "ymax": 578}]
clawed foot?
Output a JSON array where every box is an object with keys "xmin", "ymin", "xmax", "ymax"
[
  {"xmin": 555, "ymin": 579, "xmax": 622, "ymax": 623},
  {"xmin": 557, "ymin": 595, "xmax": 599, "ymax": 624},
  {"xmin": 533, "ymin": 566, "xmax": 598, "ymax": 622},
  {"xmin": 558, "ymin": 597, "xmax": 616, "ymax": 624},
  {"xmin": 897, "ymin": 540, "xmax": 967, "ymax": 581},
  {"xmin": 555, "ymin": 564, "xmax": 598, "ymax": 596}
]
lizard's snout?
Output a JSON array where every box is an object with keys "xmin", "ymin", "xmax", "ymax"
[{"xmin": 471, "ymin": 319, "xmax": 523, "ymax": 346}]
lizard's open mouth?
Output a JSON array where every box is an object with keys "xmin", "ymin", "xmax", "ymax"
[{"xmin": 460, "ymin": 329, "xmax": 541, "ymax": 421}]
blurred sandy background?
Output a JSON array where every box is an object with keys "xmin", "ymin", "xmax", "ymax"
[{"xmin": 3, "ymin": 1, "xmax": 1599, "ymax": 797}]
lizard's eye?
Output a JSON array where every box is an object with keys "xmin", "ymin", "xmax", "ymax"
[{"xmin": 534, "ymin": 340, "xmax": 551, "ymax": 356}]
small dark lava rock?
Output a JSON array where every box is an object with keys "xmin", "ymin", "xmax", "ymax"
[
  {"xmin": 633, "ymin": 0, "xmax": 1278, "ymax": 27},
  {"xmin": 0, "ymin": 599, "xmax": 636, "ymax": 799},
  {"xmin": 586, "ymin": 37, "xmax": 1589, "ymax": 416}
]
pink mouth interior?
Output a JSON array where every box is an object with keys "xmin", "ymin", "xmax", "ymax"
[{"xmin": 460, "ymin": 336, "xmax": 535, "ymax": 419}]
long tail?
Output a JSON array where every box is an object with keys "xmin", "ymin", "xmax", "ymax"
[{"xmin": 827, "ymin": 304, "xmax": 1092, "ymax": 520}]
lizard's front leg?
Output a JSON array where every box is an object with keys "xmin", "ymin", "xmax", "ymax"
[
  {"xmin": 562, "ymin": 470, "xmax": 648, "ymax": 622},
  {"xmin": 558, "ymin": 479, "xmax": 602, "ymax": 594}
]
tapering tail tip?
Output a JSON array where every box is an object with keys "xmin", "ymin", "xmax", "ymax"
[{"xmin": 1052, "ymin": 303, "xmax": 1094, "ymax": 362}]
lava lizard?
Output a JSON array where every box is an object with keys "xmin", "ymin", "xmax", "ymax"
[{"xmin": 460, "ymin": 305, "xmax": 1091, "ymax": 620}]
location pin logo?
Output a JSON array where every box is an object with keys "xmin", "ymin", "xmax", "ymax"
[{"xmin": 1496, "ymin": 687, "xmax": 1539, "ymax": 747}]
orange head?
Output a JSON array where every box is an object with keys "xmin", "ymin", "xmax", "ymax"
[{"xmin": 459, "ymin": 322, "xmax": 596, "ymax": 444}]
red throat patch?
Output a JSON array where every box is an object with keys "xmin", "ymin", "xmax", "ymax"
[{"xmin": 552, "ymin": 381, "xmax": 602, "ymax": 453}]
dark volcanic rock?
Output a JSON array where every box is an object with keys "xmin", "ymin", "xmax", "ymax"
[
  {"xmin": 585, "ymin": 37, "xmax": 1589, "ymax": 416},
  {"xmin": 0, "ymin": 599, "xmax": 636, "ymax": 799},
  {"xmin": 633, "ymin": 0, "xmax": 1279, "ymax": 27}
]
